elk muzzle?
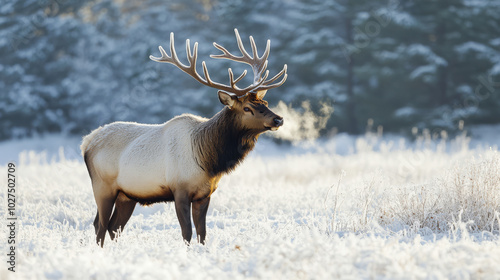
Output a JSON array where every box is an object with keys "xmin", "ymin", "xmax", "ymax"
[
  {"xmin": 266, "ymin": 114, "xmax": 283, "ymax": 131},
  {"xmin": 273, "ymin": 116, "xmax": 283, "ymax": 128}
]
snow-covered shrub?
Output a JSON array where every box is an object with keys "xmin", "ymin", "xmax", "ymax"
[{"xmin": 358, "ymin": 148, "xmax": 500, "ymax": 233}]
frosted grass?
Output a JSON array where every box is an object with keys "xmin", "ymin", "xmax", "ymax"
[{"xmin": 1, "ymin": 134, "xmax": 499, "ymax": 279}]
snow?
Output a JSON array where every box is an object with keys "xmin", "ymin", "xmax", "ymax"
[
  {"xmin": 388, "ymin": 11, "xmax": 417, "ymax": 27},
  {"xmin": 409, "ymin": 65, "xmax": 436, "ymax": 80},
  {"xmin": 490, "ymin": 62, "xmax": 500, "ymax": 76},
  {"xmin": 455, "ymin": 42, "xmax": 492, "ymax": 54},
  {"xmin": 0, "ymin": 134, "xmax": 82, "ymax": 165},
  {"xmin": 1, "ymin": 129, "xmax": 500, "ymax": 279},
  {"xmin": 490, "ymin": 38, "xmax": 500, "ymax": 47},
  {"xmin": 403, "ymin": 44, "xmax": 448, "ymax": 66},
  {"xmin": 455, "ymin": 41, "xmax": 497, "ymax": 60},
  {"xmin": 376, "ymin": 50, "xmax": 399, "ymax": 61},
  {"xmin": 394, "ymin": 106, "xmax": 417, "ymax": 117}
]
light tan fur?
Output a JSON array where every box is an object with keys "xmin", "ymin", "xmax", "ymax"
[{"xmin": 82, "ymin": 114, "xmax": 212, "ymax": 201}]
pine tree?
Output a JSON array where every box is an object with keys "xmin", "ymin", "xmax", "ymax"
[{"xmin": 0, "ymin": 1, "xmax": 90, "ymax": 139}]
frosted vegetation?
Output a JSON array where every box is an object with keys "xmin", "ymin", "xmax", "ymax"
[{"xmin": 1, "ymin": 131, "xmax": 499, "ymax": 279}]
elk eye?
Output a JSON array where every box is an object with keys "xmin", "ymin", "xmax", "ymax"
[{"xmin": 244, "ymin": 107, "xmax": 251, "ymax": 112}]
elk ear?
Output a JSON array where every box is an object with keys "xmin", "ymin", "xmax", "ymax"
[
  {"xmin": 256, "ymin": 90, "xmax": 268, "ymax": 99},
  {"xmin": 218, "ymin": 91, "xmax": 237, "ymax": 108}
]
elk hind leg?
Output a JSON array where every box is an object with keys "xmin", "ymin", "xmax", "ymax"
[
  {"xmin": 108, "ymin": 192, "xmax": 137, "ymax": 240},
  {"xmin": 93, "ymin": 211, "xmax": 99, "ymax": 235},
  {"xmin": 94, "ymin": 186, "xmax": 117, "ymax": 247}
]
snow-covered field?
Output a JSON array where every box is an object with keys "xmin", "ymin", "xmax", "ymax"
[{"xmin": 1, "ymin": 130, "xmax": 500, "ymax": 279}]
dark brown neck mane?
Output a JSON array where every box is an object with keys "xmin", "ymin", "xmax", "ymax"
[{"xmin": 192, "ymin": 107, "xmax": 261, "ymax": 177}]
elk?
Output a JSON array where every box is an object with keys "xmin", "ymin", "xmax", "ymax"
[{"xmin": 81, "ymin": 29, "xmax": 287, "ymax": 246}]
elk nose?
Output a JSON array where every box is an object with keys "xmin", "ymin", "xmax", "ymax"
[{"xmin": 273, "ymin": 116, "xmax": 284, "ymax": 127}]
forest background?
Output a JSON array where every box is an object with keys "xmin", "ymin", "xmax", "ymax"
[{"xmin": 2, "ymin": 0, "xmax": 500, "ymax": 140}]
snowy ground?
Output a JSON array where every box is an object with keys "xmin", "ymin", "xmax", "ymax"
[{"xmin": 1, "ymin": 128, "xmax": 500, "ymax": 279}]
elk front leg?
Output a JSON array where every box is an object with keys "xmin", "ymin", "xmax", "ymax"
[
  {"xmin": 174, "ymin": 192, "xmax": 192, "ymax": 244},
  {"xmin": 192, "ymin": 196, "xmax": 211, "ymax": 244}
]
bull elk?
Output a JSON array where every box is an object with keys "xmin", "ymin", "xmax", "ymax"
[{"xmin": 81, "ymin": 29, "xmax": 287, "ymax": 246}]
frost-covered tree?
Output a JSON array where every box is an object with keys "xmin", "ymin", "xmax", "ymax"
[
  {"xmin": 1, "ymin": 0, "xmax": 500, "ymax": 140},
  {"xmin": 0, "ymin": 1, "xmax": 90, "ymax": 139},
  {"xmin": 365, "ymin": 0, "xmax": 500, "ymax": 131}
]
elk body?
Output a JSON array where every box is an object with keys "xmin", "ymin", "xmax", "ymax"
[{"xmin": 81, "ymin": 29, "xmax": 287, "ymax": 246}]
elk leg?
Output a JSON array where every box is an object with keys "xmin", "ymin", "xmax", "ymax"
[
  {"xmin": 95, "ymin": 192, "xmax": 117, "ymax": 247},
  {"xmin": 174, "ymin": 192, "xmax": 192, "ymax": 244},
  {"xmin": 192, "ymin": 196, "xmax": 210, "ymax": 244},
  {"xmin": 93, "ymin": 211, "xmax": 99, "ymax": 235},
  {"xmin": 108, "ymin": 192, "xmax": 137, "ymax": 240}
]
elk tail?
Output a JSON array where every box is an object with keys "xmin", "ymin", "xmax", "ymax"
[{"xmin": 80, "ymin": 126, "xmax": 104, "ymax": 157}]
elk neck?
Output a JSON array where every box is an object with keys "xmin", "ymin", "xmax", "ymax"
[{"xmin": 192, "ymin": 106, "xmax": 260, "ymax": 177}]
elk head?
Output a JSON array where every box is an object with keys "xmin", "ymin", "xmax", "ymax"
[{"xmin": 150, "ymin": 29, "xmax": 287, "ymax": 132}]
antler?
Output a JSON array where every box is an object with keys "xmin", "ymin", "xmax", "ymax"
[
  {"xmin": 211, "ymin": 29, "xmax": 287, "ymax": 92},
  {"xmin": 150, "ymin": 29, "xmax": 287, "ymax": 97}
]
